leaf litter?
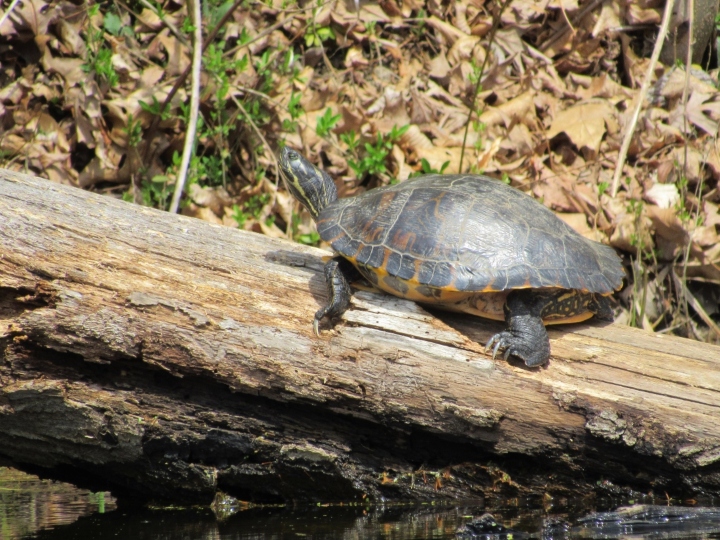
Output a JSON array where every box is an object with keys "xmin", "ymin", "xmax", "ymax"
[{"xmin": 0, "ymin": 0, "xmax": 718, "ymax": 344}]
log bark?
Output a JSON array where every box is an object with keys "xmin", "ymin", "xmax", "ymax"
[{"xmin": 1, "ymin": 169, "xmax": 720, "ymax": 505}]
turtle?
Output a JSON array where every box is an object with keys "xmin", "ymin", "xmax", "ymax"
[{"xmin": 279, "ymin": 147, "xmax": 624, "ymax": 367}]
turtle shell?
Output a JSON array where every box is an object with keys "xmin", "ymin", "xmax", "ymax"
[{"xmin": 315, "ymin": 175, "xmax": 624, "ymax": 296}]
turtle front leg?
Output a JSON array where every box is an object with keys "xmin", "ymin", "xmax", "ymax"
[
  {"xmin": 313, "ymin": 257, "xmax": 359, "ymax": 335},
  {"xmin": 485, "ymin": 289, "xmax": 551, "ymax": 367}
]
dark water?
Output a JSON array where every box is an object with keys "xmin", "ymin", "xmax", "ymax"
[
  {"xmin": 2, "ymin": 467, "xmax": 720, "ymax": 540},
  {"xmin": 0, "ymin": 467, "xmax": 115, "ymax": 539}
]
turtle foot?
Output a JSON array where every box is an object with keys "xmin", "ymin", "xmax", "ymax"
[
  {"xmin": 313, "ymin": 257, "xmax": 355, "ymax": 335},
  {"xmin": 485, "ymin": 314, "xmax": 550, "ymax": 367}
]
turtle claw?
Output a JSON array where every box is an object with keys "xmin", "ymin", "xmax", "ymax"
[
  {"xmin": 485, "ymin": 326, "xmax": 549, "ymax": 367},
  {"xmin": 313, "ymin": 318, "xmax": 321, "ymax": 337},
  {"xmin": 486, "ymin": 332, "xmax": 514, "ymax": 361}
]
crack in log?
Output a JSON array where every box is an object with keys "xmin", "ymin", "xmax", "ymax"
[
  {"xmin": 0, "ymin": 284, "xmax": 56, "ymax": 319},
  {"xmin": 587, "ymin": 376, "xmax": 720, "ymax": 410},
  {"xmin": 126, "ymin": 292, "xmax": 211, "ymax": 327},
  {"xmin": 552, "ymin": 393, "xmax": 720, "ymax": 472},
  {"xmin": 585, "ymin": 362, "xmax": 720, "ymax": 401},
  {"xmin": 0, "ymin": 339, "xmax": 613, "ymax": 503},
  {"xmin": 4, "ymin": 335, "xmax": 716, "ymax": 505}
]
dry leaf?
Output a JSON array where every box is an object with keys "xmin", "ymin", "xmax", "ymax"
[{"xmin": 547, "ymin": 100, "xmax": 615, "ymax": 153}]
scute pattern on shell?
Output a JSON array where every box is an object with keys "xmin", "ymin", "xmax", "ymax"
[{"xmin": 316, "ymin": 175, "xmax": 624, "ymax": 295}]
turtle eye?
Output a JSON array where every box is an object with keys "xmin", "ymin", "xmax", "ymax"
[{"xmin": 287, "ymin": 150, "xmax": 299, "ymax": 161}]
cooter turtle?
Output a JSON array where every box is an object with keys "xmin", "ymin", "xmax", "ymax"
[{"xmin": 279, "ymin": 147, "xmax": 624, "ymax": 366}]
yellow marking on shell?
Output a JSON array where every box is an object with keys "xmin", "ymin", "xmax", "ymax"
[
  {"xmin": 556, "ymin": 291, "xmax": 577, "ymax": 302},
  {"xmin": 345, "ymin": 255, "xmax": 459, "ymax": 303},
  {"xmin": 543, "ymin": 311, "xmax": 594, "ymax": 325},
  {"xmin": 447, "ymin": 292, "xmax": 508, "ymax": 320},
  {"xmin": 480, "ymin": 278, "xmax": 533, "ymax": 293},
  {"xmin": 341, "ymin": 255, "xmax": 603, "ymax": 326},
  {"xmin": 431, "ymin": 192, "xmax": 446, "ymax": 219}
]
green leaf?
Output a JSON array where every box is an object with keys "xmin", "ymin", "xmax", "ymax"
[
  {"xmin": 316, "ymin": 26, "xmax": 335, "ymax": 42},
  {"xmin": 316, "ymin": 107, "xmax": 341, "ymax": 137},
  {"xmin": 103, "ymin": 13, "xmax": 123, "ymax": 35}
]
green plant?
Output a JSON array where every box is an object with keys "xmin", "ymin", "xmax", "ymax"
[
  {"xmin": 203, "ymin": 0, "xmax": 234, "ymax": 28},
  {"xmin": 409, "ymin": 158, "xmax": 450, "ymax": 178},
  {"xmin": 139, "ymin": 96, "xmax": 173, "ymax": 122},
  {"xmin": 82, "ymin": 6, "xmax": 120, "ymax": 87},
  {"xmin": 411, "ymin": 9, "xmax": 427, "ymax": 38},
  {"xmin": 347, "ymin": 125, "xmax": 409, "ymax": 179},
  {"xmin": 305, "ymin": 23, "xmax": 335, "ymax": 48},
  {"xmin": 597, "ymin": 181, "xmax": 610, "ymax": 197},
  {"xmin": 626, "ymin": 199, "xmax": 652, "ymax": 329},
  {"xmin": 190, "ymin": 41, "xmax": 258, "ymax": 189},
  {"xmin": 123, "ymin": 175, "xmax": 174, "ymax": 209},
  {"xmin": 232, "ymin": 193, "xmax": 272, "ymax": 228},
  {"xmin": 316, "ymin": 108, "xmax": 341, "ymax": 137},
  {"xmin": 124, "ymin": 114, "xmax": 143, "ymax": 148},
  {"xmin": 469, "ymin": 58, "xmax": 484, "ymax": 86},
  {"xmin": 283, "ymin": 93, "xmax": 303, "ymax": 131},
  {"xmin": 103, "ymin": 12, "xmax": 133, "ymax": 38},
  {"xmin": 340, "ymin": 130, "xmax": 360, "ymax": 152},
  {"xmin": 291, "ymin": 212, "xmax": 321, "ymax": 245}
]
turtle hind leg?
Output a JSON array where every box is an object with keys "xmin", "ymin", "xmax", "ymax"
[
  {"xmin": 589, "ymin": 294, "xmax": 614, "ymax": 321},
  {"xmin": 314, "ymin": 257, "xmax": 360, "ymax": 335},
  {"xmin": 485, "ymin": 289, "xmax": 551, "ymax": 367}
]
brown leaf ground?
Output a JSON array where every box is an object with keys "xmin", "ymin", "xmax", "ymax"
[{"xmin": 1, "ymin": 0, "xmax": 718, "ymax": 343}]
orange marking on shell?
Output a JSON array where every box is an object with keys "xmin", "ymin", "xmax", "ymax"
[
  {"xmin": 391, "ymin": 230, "xmax": 417, "ymax": 252},
  {"xmin": 362, "ymin": 225, "xmax": 385, "ymax": 243},
  {"xmin": 481, "ymin": 281, "xmax": 498, "ymax": 293},
  {"xmin": 325, "ymin": 232, "xmax": 346, "ymax": 244},
  {"xmin": 378, "ymin": 248, "xmax": 392, "ymax": 273},
  {"xmin": 431, "ymin": 192, "xmax": 446, "ymax": 219},
  {"xmin": 413, "ymin": 258, "xmax": 423, "ymax": 278}
]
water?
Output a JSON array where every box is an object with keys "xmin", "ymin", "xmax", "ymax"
[
  {"xmin": 0, "ymin": 467, "xmax": 115, "ymax": 539},
  {"xmin": 2, "ymin": 467, "xmax": 720, "ymax": 540}
]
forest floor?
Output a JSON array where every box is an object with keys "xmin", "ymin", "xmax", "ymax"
[{"xmin": 0, "ymin": 0, "xmax": 719, "ymax": 344}]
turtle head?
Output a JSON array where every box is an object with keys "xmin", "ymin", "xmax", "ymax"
[{"xmin": 279, "ymin": 147, "xmax": 338, "ymax": 220}]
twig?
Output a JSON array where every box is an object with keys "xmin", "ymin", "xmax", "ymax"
[
  {"xmin": 0, "ymin": 0, "xmax": 22, "ymax": 30},
  {"xmin": 229, "ymin": 94, "xmax": 280, "ymax": 187},
  {"xmin": 610, "ymin": 0, "xmax": 676, "ymax": 197},
  {"xmin": 672, "ymin": 270, "xmax": 720, "ymax": 339},
  {"xmin": 679, "ymin": 0, "xmax": 695, "ymax": 335},
  {"xmin": 137, "ymin": 0, "xmax": 190, "ymax": 48},
  {"xmin": 169, "ymin": 0, "xmax": 202, "ymax": 214},
  {"xmin": 539, "ymin": 0, "xmax": 604, "ymax": 52},
  {"xmin": 141, "ymin": 0, "xmax": 245, "ymax": 165},
  {"xmin": 235, "ymin": 85, "xmax": 347, "ymax": 157},
  {"xmin": 458, "ymin": 0, "xmax": 512, "ymax": 173},
  {"xmin": 223, "ymin": 0, "xmax": 340, "ymax": 59},
  {"xmin": 224, "ymin": 15, "xmax": 293, "ymax": 59}
]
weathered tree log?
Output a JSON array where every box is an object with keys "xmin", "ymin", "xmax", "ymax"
[{"xmin": 1, "ymin": 169, "xmax": 719, "ymax": 506}]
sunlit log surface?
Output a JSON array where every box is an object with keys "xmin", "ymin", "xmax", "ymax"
[{"xmin": 1, "ymin": 169, "xmax": 719, "ymax": 505}]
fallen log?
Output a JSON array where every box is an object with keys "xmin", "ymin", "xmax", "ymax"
[{"xmin": 1, "ymin": 169, "xmax": 719, "ymax": 505}]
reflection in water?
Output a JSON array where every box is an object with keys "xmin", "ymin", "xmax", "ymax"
[
  {"xmin": 25, "ymin": 502, "xmax": 720, "ymax": 540},
  {"xmin": 2, "ymin": 467, "xmax": 720, "ymax": 539},
  {"xmin": 0, "ymin": 467, "xmax": 115, "ymax": 539}
]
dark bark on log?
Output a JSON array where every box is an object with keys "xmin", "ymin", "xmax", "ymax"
[{"xmin": 1, "ymin": 169, "xmax": 720, "ymax": 505}]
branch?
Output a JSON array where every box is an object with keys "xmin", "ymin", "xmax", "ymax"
[
  {"xmin": 610, "ymin": 0, "xmax": 676, "ymax": 197},
  {"xmin": 169, "ymin": 0, "xmax": 203, "ymax": 214}
]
